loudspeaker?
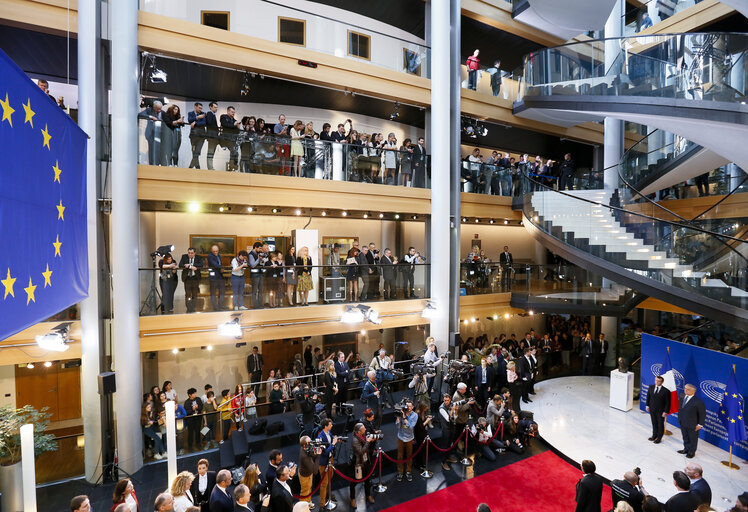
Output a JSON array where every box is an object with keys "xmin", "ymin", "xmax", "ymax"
[{"xmin": 98, "ymin": 372, "xmax": 116, "ymax": 395}]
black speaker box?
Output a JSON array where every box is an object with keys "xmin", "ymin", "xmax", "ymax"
[{"xmin": 98, "ymin": 372, "xmax": 116, "ymax": 395}]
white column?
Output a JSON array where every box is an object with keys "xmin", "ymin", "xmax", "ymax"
[
  {"xmin": 165, "ymin": 401, "xmax": 177, "ymax": 485},
  {"xmin": 603, "ymin": 0, "xmax": 624, "ymax": 190},
  {"xmin": 77, "ymin": 0, "xmax": 103, "ymax": 483},
  {"xmin": 111, "ymin": 0, "xmax": 143, "ymax": 474},
  {"xmin": 20, "ymin": 424, "xmax": 37, "ymax": 512},
  {"xmin": 429, "ymin": 0, "xmax": 451, "ymax": 353},
  {"xmin": 600, "ymin": 316, "xmax": 618, "ymax": 367}
]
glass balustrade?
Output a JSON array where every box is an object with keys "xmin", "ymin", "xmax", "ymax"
[
  {"xmin": 138, "ymin": 263, "xmax": 430, "ymax": 316},
  {"xmin": 622, "ymin": 0, "xmax": 700, "ymax": 37},
  {"xmin": 519, "ymin": 32, "xmax": 748, "ymax": 105},
  {"xmin": 139, "ymin": 0, "xmax": 430, "ymax": 78},
  {"xmin": 138, "ymin": 120, "xmax": 431, "ymax": 188},
  {"xmin": 460, "ymin": 64, "xmax": 526, "ymax": 102}
]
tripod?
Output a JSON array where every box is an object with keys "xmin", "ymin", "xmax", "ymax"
[{"xmin": 140, "ymin": 254, "xmax": 162, "ymax": 315}]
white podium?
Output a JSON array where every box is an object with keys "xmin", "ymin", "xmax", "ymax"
[{"xmin": 609, "ymin": 369, "xmax": 634, "ymax": 411}]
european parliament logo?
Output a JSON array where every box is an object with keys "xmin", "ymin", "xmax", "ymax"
[{"xmin": 0, "ymin": 49, "xmax": 88, "ymax": 341}]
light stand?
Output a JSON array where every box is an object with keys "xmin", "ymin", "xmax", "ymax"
[
  {"xmin": 374, "ymin": 448, "xmax": 387, "ymax": 493},
  {"xmin": 139, "ymin": 253, "xmax": 162, "ymax": 315},
  {"xmin": 420, "ymin": 436, "xmax": 434, "ymax": 479}
]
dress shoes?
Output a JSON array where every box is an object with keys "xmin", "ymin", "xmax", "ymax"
[
  {"xmin": 677, "ymin": 449, "xmax": 687, "ymax": 454},
  {"xmin": 351, "ymin": 499, "xmax": 357, "ymax": 508},
  {"xmin": 653, "ymin": 439, "xmax": 661, "ymax": 444},
  {"xmin": 367, "ymin": 496, "xmax": 375, "ymax": 504},
  {"xmin": 647, "ymin": 436, "xmax": 656, "ymax": 441},
  {"xmin": 686, "ymin": 453, "xmax": 695, "ymax": 458}
]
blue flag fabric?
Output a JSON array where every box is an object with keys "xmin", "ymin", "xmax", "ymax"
[
  {"xmin": 0, "ymin": 49, "xmax": 88, "ymax": 341},
  {"xmin": 718, "ymin": 367, "xmax": 747, "ymax": 445}
]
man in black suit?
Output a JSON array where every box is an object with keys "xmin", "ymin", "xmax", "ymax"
[
  {"xmin": 207, "ymin": 244, "xmax": 225, "ymax": 311},
  {"xmin": 579, "ymin": 333, "xmax": 596, "ymax": 375},
  {"xmin": 412, "ymin": 137, "xmax": 427, "ymax": 188},
  {"xmin": 678, "ymin": 384, "xmax": 706, "ymax": 458},
  {"xmin": 684, "ymin": 462, "xmax": 711, "ymax": 507},
  {"xmin": 473, "ymin": 357, "xmax": 495, "ymax": 407},
  {"xmin": 191, "ymin": 458, "xmax": 217, "ymax": 512},
  {"xmin": 265, "ymin": 449, "xmax": 283, "ymax": 494},
  {"xmin": 499, "ymin": 245, "xmax": 513, "ymax": 289},
  {"xmin": 234, "ymin": 484, "xmax": 252, "ymax": 511},
  {"xmin": 205, "ymin": 101, "xmax": 219, "ymax": 170},
  {"xmin": 219, "ymin": 106, "xmax": 242, "ymax": 171},
  {"xmin": 270, "ymin": 465, "xmax": 296, "ymax": 512},
  {"xmin": 575, "ymin": 459, "xmax": 603, "ymax": 512},
  {"xmin": 665, "ymin": 471, "xmax": 699, "ymax": 512},
  {"xmin": 179, "ymin": 247, "xmax": 204, "ymax": 313},
  {"xmin": 596, "ymin": 333, "xmax": 609, "ymax": 374},
  {"xmin": 517, "ymin": 348, "xmax": 533, "ymax": 403},
  {"xmin": 380, "ymin": 248, "xmax": 397, "ymax": 300},
  {"xmin": 646, "ymin": 375, "xmax": 671, "ymax": 443},
  {"xmin": 611, "ymin": 471, "xmax": 647, "ymax": 512},
  {"xmin": 246, "ymin": 346, "xmax": 264, "ymax": 397},
  {"xmin": 209, "ymin": 469, "xmax": 233, "ymax": 512}
]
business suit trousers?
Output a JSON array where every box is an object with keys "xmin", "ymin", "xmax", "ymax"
[
  {"xmin": 681, "ymin": 425, "xmax": 699, "ymax": 454},
  {"xmin": 184, "ymin": 279, "xmax": 200, "ymax": 313},
  {"xmin": 581, "ymin": 355, "xmax": 592, "ymax": 375},
  {"xmin": 251, "ymin": 370, "xmax": 262, "ymax": 396},
  {"xmin": 189, "ymin": 135, "xmax": 205, "ymax": 168},
  {"xmin": 358, "ymin": 275, "xmax": 369, "ymax": 300},
  {"xmin": 250, "ymin": 274, "xmax": 263, "ymax": 308},
  {"xmin": 404, "ymin": 272, "xmax": 415, "ymax": 296},
  {"xmin": 299, "ymin": 473, "xmax": 313, "ymax": 503},
  {"xmin": 383, "ymin": 278, "xmax": 395, "ymax": 299},
  {"xmin": 209, "ymin": 279, "xmax": 225, "ymax": 310},
  {"xmin": 206, "ymin": 136, "xmax": 218, "ymax": 170},
  {"xmin": 650, "ymin": 410, "xmax": 666, "ymax": 440}
]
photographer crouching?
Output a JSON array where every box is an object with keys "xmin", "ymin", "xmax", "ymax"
[
  {"xmin": 470, "ymin": 417, "xmax": 505, "ymax": 461},
  {"xmin": 298, "ymin": 436, "xmax": 321, "ymax": 508},
  {"xmin": 395, "ymin": 399, "xmax": 418, "ymax": 482},
  {"xmin": 349, "ymin": 423, "xmax": 378, "ymax": 507}
]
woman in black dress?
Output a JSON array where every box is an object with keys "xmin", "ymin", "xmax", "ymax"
[{"xmin": 322, "ymin": 360, "xmax": 338, "ymax": 419}]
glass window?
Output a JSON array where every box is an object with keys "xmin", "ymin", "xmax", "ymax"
[
  {"xmin": 348, "ymin": 31, "xmax": 371, "ymax": 60},
  {"xmin": 279, "ymin": 17, "xmax": 306, "ymax": 46},
  {"xmin": 201, "ymin": 11, "xmax": 230, "ymax": 31}
]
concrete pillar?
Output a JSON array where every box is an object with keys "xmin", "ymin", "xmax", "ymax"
[
  {"xmin": 77, "ymin": 0, "xmax": 104, "ymax": 483},
  {"xmin": 603, "ymin": 0, "xmax": 625, "ymax": 190},
  {"xmin": 429, "ymin": 0, "xmax": 451, "ymax": 353},
  {"xmin": 600, "ymin": 316, "xmax": 618, "ymax": 367},
  {"xmin": 448, "ymin": 0, "xmax": 462, "ymax": 357},
  {"xmin": 111, "ymin": 0, "xmax": 143, "ymax": 474}
]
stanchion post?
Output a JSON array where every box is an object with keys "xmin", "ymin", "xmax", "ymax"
[
  {"xmin": 20, "ymin": 424, "xmax": 37, "ymax": 512},
  {"xmin": 460, "ymin": 426, "xmax": 472, "ymax": 466},
  {"xmin": 322, "ymin": 463, "xmax": 337, "ymax": 510},
  {"xmin": 374, "ymin": 448, "xmax": 387, "ymax": 493},
  {"xmin": 420, "ymin": 436, "xmax": 433, "ymax": 479}
]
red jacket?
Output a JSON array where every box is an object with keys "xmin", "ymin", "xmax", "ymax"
[
  {"xmin": 466, "ymin": 55, "xmax": 480, "ymax": 71},
  {"xmin": 111, "ymin": 491, "xmax": 139, "ymax": 512}
]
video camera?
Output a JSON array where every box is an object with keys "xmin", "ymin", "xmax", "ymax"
[
  {"xmin": 339, "ymin": 403, "xmax": 355, "ymax": 416},
  {"xmin": 393, "ymin": 397, "xmax": 412, "ymax": 414},
  {"xmin": 411, "ymin": 362, "xmax": 437, "ymax": 378}
]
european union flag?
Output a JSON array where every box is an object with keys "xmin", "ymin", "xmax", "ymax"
[
  {"xmin": 718, "ymin": 367, "xmax": 747, "ymax": 445},
  {"xmin": 0, "ymin": 49, "xmax": 88, "ymax": 341}
]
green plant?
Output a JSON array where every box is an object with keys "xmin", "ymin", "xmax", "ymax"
[{"xmin": 0, "ymin": 405, "xmax": 57, "ymax": 466}]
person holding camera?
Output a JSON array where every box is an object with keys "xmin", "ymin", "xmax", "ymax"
[
  {"xmin": 349, "ymin": 423, "xmax": 377, "ymax": 506},
  {"xmin": 409, "ymin": 370, "xmax": 430, "ymax": 410},
  {"xmin": 298, "ymin": 436, "xmax": 321, "ymax": 508},
  {"xmin": 361, "ymin": 371, "xmax": 382, "ymax": 428},
  {"xmin": 486, "ymin": 394, "xmax": 507, "ymax": 431},
  {"xmin": 471, "ymin": 417, "xmax": 505, "ymax": 461},
  {"xmin": 452, "ymin": 383, "xmax": 475, "ymax": 437},
  {"xmin": 402, "ymin": 247, "xmax": 420, "ymax": 298},
  {"xmin": 611, "ymin": 471, "xmax": 648, "ymax": 512},
  {"xmin": 317, "ymin": 418, "xmax": 338, "ymax": 507},
  {"xmin": 395, "ymin": 399, "xmax": 418, "ymax": 481},
  {"xmin": 248, "ymin": 242, "xmax": 265, "ymax": 309}
]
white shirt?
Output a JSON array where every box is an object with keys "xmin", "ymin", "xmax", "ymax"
[
  {"xmin": 124, "ymin": 494, "xmax": 137, "ymax": 512},
  {"xmin": 231, "ymin": 257, "xmax": 246, "ymax": 277},
  {"xmin": 198, "ymin": 472, "xmax": 208, "ymax": 493},
  {"xmin": 164, "ymin": 389, "xmax": 176, "ymax": 401},
  {"xmin": 278, "ymin": 478, "xmax": 292, "ymax": 495},
  {"xmin": 173, "ymin": 493, "xmax": 194, "ymax": 512},
  {"xmin": 424, "ymin": 349, "xmax": 440, "ymax": 365}
]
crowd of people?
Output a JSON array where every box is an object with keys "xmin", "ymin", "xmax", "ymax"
[
  {"xmin": 156, "ymin": 242, "xmax": 426, "ymax": 314},
  {"xmin": 138, "ymin": 100, "xmax": 430, "ymax": 187}
]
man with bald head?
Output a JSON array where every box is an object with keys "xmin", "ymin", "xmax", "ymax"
[
  {"xmin": 678, "ymin": 384, "xmax": 706, "ymax": 458},
  {"xmin": 684, "ymin": 462, "xmax": 711, "ymax": 506},
  {"xmin": 611, "ymin": 471, "xmax": 648, "ymax": 512},
  {"xmin": 209, "ymin": 469, "xmax": 233, "ymax": 512}
]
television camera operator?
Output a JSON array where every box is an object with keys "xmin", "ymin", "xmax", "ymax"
[
  {"xmin": 361, "ymin": 370, "xmax": 382, "ymax": 429},
  {"xmin": 452, "ymin": 382, "xmax": 476, "ymax": 437},
  {"xmin": 409, "ymin": 361, "xmax": 436, "ymax": 409},
  {"xmin": 297, "ymin": 436, "xmax": 321, "ymax": 507},
  {"xmin": 394, "ymin": 399, "xmax": 418, "ymax": 482},
  {"xmin": 295, "ymin": 385, "xmax": 319, "ymax": 434},
  {"xmin": 348, "ymin": 423, "xmax": 378, "ymax": 507},
  {"xmin": 444, "ymin": 359, "xmax": 474, "ymax": 396}
]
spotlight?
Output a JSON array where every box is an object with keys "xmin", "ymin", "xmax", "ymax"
[
  {"xmin": 240, "ymin": 71, "xmax": 251, "ymax": 96},
  {"xmin": 341, "ymin": 305, "xmax": 365, "ymax": 323},
  {"xmin": 218, "ymin": 316, "xmax": 243, "ymax": 338},
  {"xmin": 171, "ymin": 348, "xmax": 178, "ymax": 354},
  {"xmin": 394, "ymin": 214, "xmax": 400, "ymax": 220},
  {"xmin": 35, "ymin": 323, "xmax": 71, "ymax": 352},
  {"xmin": 321, "ymin": 211, "xmax": 327, "ymax": 216},
  {"xmin": 207, "ymin": 345, "xmax": 213, "ymax": 351},
  {"xmin": 479, "ymin": 125, "xmax": 488, "ymax": 137},
  {"xmin": 272, "ymin": 208, "xmax": 280, "ymax": 214},
  {"xmin": 379, "ymin": 213, "xmax": 384, "ymax": 219},
  {"xmin": 44, "ymin": 361, "xmax": 52, "ymax": 368},
  {"xmin": 219, "ymin": 206, "xmax": 224, "ymax": 212},
  {"xmin": 528, "ymin": 310, "xmax": 534, "ymax": 315},
  {"xmin": 421, "ymin": 301, "xmax": 437, "ymax": 319},
  {"xmin": 475, "ymin": 218, "xmax": 480, "ymax": 223},
  {"xmin": 389, "ymin": 102, "xmax": 400, "ymax": 120},
  {"xmin": 145, "ymin": 54, "xmax": 167, "ymax": 84},
  {"xmin": 188, "ymin": 202, "xmax": 200, "ymax": 213},
  {"xmin": 504, "ymin": 313, "xmax": 510, "ymax": 319},
  {"xmin": 489, "ymin": 219, "xmax": 494, "ymax": 224},
  {"xmin": 27, "ymin": 363, "xmax": 34, "ymax": 369},
  {"xmin": 164, "ymin": 201, "xmax": 172, "ymax": 210},
  {"xmin": 296, "ymin": 209, "xmax": 302, "ymax": 216},
  {"xmin": 463, "ymin": 319, "xmax": 468, "ymax": 325},
  {"xmin": 504, "ymin": 220, "xmax": 508, "ymax": 225},
  {"xmin": 363, "ymin": 213, "xmax": 368, "ymax": 219},
  {"xmin": 412, "ymin": 215, "xmax": 417, "ymax": 220},
  {"xmin": 342, "ymin": 211, "xmax": 347, "ymax": 217},
  {"xmin": 360, "ymin": 329, "xmax": 366, "ymax": 335},
  {"xmin": 151, "ymin": 244, "xmax": 175, "ymax": 257},
  {"xmin": 462, "ymin": 217, "xmax": 467, "ymax": 222},
  {"xmin": 247, "ymin": 207, "xmax": 253, "ymax": 212},
  {"xmin": 235, "ymin": 342, "xmax": 247, "ymax": 348}
]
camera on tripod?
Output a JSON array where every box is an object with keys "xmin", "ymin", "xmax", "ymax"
[
  {"xmin": 339, "ymin": 403, "xmax": 355, "ymax": 416},
  {"xmin": 411, "ymin": 363, "xmax": 436, "ymax": 378}
]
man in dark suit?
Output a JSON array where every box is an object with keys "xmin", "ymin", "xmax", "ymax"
[
  {"xmin": 575, "ymin": 459, "xmax": 603, "ymax": 512},
  {"xmin": 678, "ymin": 384, "xmax": 706, "ymax": 458},
  {"xmin": 234, "ymin": 484, "xmax": 252, "ymax": 511},
  {"xmin": 412, "ymin": 137, "xmax": 427, "ymax": 188},
  {"xmin": 499, "ymin": 245, "xmax": 513, "ymax": 289},
  {"xmin": 380, "ymin": 248, "xmax": 397, "ymax": 300},
  {"xmin": 137, "ymin": 99, "xmax": 162, "ymax": 165},
  {"xmin": 205, "ymin": 101, "xmax": 219, "ymax": 170},
  {"xmin": 270, "ymin": 465, "xmax": 296, "ymax": 512},
  {"xmin": 610, "ymin": 471, "xmax": 646, "ymax": 512},
  {"xmin": 179, "ymin": 247, "xmax": 204, "ymax": 313},
  {"xmin": 334, "ymin": 351, "xmax": 351, "ymax": 410},
  {"xmin": 184, "ymin": 388, "xmax": 204, "ymax": 450},
  {"xmin": 579, "ymin": 333, "xmax": 596, "ymax": 375},
  {"xmin": 209, "ymin": 469, "xmax": 233, "ymax": 512},
  {"xmin": 361, "ymin": 371, "xmax": 382, "ymax": 428},
  {"xmin": 207, "ymin": 244, "xmax": 225, "ymax": 311},
  {"xmin": 473, "ymin": 357, "xmax": 495, "ymax": 407},
  {"xmin": 191, "ymin": 458, "xmax": 217, "ymax": 512},
  {"xmin": 646, "ymin": 375, "xmax": 671, "ymax": 443},
  {"xmin": 597, "ymin": 333, "xmax": 609, "ymax": 374},
  {"xmin": 219, "ymin": 106, "xmax": 242, "ymax": 171},
  {"xmin": 684, "ymin": 462, "xmax": 711, "ymax": 507},
  {"xmin": 246, "ymin": 346, "xmax": 264, "ymax": 397},
  {"xmin": 265, "ymin": 449, "xmax": 283, "ymax": 494},
  {"xmin": 517, "ymin": 348, "xmax": 533, "ymax": 403},
  {"xmin": 665, "ymin": 471, "xmax": 699, "ymax": 512}
]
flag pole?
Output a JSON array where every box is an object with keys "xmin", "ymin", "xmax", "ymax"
[
  {"xmin": 720, "ymin": 364, "xmax": 741, "ymax": 469},
  {"xmin": 664, "ymin": 346, "xmax": 673, "ymax": 436}
]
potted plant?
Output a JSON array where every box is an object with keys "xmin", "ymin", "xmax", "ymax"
[{"xmin": 0, "ymin": 405, "xmax": 57, "ymax": 512}]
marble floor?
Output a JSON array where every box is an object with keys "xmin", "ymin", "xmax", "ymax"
[{"xmin": 523, "ymin": 376, "xmax": 747, "ymax": 510}]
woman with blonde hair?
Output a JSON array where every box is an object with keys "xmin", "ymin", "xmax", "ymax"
[
  {"xmin": 295, "ymin": 246, "xmax": 313, "ymax": 306},
  {"xmin": 290, "ymin": 120, "xmax": 305, "ymax": 177},
  {"xmin": 240, "ymin": 462, "xmax": 263, "ymax": 492},
  {"xmin": 322, "ymin": 359, "xmax": 338, "ymax": 419},
  {"xmin": 170, "ymin": 471, "xmax": 195, "ymax": 512}
]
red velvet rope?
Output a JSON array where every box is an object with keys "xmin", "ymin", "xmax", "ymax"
[
  {"xmin": 467, "ymin": 420, "xmax": 504, "ymax": 445},
  {"xmin": 380, "ymin": 436, "xmax": 426, "ymax": 464},
  {"xmin": 332, "ymin": 452, "xmax": 382, "ymax": 483},
  {"xmin": 293, "ymin": 465, "xmax": 331, "ymax": 499},
  {"xmin": 426, "ymin": 428, "xmax": 467, "ymax": 452}
]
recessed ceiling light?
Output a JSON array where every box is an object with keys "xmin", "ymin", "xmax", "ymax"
[
  {"xmin": 295, "ymin": 209, "xmax": 301, "ymax": 216},
  {"xmin": 394, "ymin": 214, "xmax": 400, "ymax": 219},
  {"xmin": 44, "ymin": 361, "xmax": 52, "ymax": 368},
  {"xmin": 188, "ymin": 202, "xmax": 200, "ymax": 213},
  {"xmin": 247, "ymin": 207, "xmax": 253, "ymax": 212},
  {"xmin": 363, "ymin": 213, "xmax": 368, "ymax": 219},
  {"xmin": 379, "ymin": 213, "xmax": 384, "ymax": 219},
  {"xmin": 321, "ymin": 211, "xmax": 327, "ymax": 216},
  {"xmin": 342, "ymin": 211, "xmax": 348, "ymax": 217},
  {"xmin": 172, "ymin": 348, "xmax": 178, "ymax": 354},
  {"xmin": 504, "ymin": 220, "xmax": 508, "ymax": 225},
  {"xmin": 219, "ymin": 206, "xmax": 225, "ymax": 212}
]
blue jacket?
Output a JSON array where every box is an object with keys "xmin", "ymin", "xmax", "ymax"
[
  {"xmin": 361, "ymin": 379, "xmax": 380, "ymax": 410},
  {"xmin": 317, "ymin": 430, "xmax": 335, "ymax": 466},
  {"xmin": 334, "ymin": 360, "xmax": 350, "ymax": 383},
  {"xmin": 208, "ymin": 485, "xmax": 232, "ymax": 512},
  {"xmin": 208, "ymin": 253, "xmax": 223, "ymax": 281}
]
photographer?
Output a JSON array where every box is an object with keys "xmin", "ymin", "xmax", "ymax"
[
  {"xmin": 611, "ymin": 471, "xmax": 648, "ymax": 512},
  {"xmin": 408, "ymin": 368, "xmax": 431, "ymax": 410},
  {"xmin": 437, "ymin": 394, "xmax": 459, "ymax": 470},
  {"xmin": 370, "ymin": 349, "xmax": 395, "ymax": 389},
  {"xmin": 502, "ymin": 414, "xmax": 525, "ymax": 454},
  {"xmin": 452, "ymin": 383, "xmax": 475, "ymax": 436},
  {"xmin": 248, "ymin": 242, "xmax": 265, "ymax": 309},
  {"xmin": 316, "ymin": 419, "xmax": 338, "ymax": 507},
  {"xmin": 486, "ymin": 394, "xmax": 507, "ymax": 431},
  {"xmin": 414, "ymin": 403, "xmax": 433, "ymax": 472},
  {"xmin": 361, "ymin": 371, "xmax": 382, "ymax": 428},
  {"xmin": 298, "ymin": 436, "xmax": 321, "ymax": 507},
  {"xmin": 297, "ymin": 386, "xmax": 318, "ymax": 434},
  {"xmin": 395, "ymin": 399, "xmax": 418, "ymax": 482},
  {"xmin": 349, "ymin": 423, "xmax": 377, "ymax": 507},
  {"xmin": 470, "ymin": 417, "xmax": 505, "ymax": 461}
]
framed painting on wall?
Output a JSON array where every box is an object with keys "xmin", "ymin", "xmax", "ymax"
[{"xmin": 189, "ymin": 235, "xmax": 237, "ymax": 257}]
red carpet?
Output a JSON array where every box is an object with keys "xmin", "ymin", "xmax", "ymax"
[{"xmin": 382, "ymin": 451, "xmax": 614, "ymax": 512}]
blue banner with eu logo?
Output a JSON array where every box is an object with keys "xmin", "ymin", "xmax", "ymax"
[{"xmin": 0, "ymin": 49, "xmax": 88, "ymax": 341}]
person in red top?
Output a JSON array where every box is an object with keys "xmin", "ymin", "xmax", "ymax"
[
  {"xmin": 466, "ymin": 49, "xmax": 481, "ymax": 90},
  {"xmin": 110, "ymin": 478, "xmax": 139, "ymax": 512},
  {"xmin": 231, "ymin": 384, "xmax": 246, "ymax": 431}
]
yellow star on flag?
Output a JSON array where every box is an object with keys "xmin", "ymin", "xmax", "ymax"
[
  {"xmin": 733, "ymin": 393, "xmax": 738, "ymax": 398},
  {"xmin": 53, "ymin": 161, "xmax": 62, "ymax": 183},
  {"xmin": 42, "ymin": 264, "xmax": 52, "ymax": 287},
  {"xmin": 41, "ymin": 123, "xmax": 51, "ymax": 149},
  {"xmin": 1, "ymin": 268, "xmax": 16, "ymax": 299},
  {"xmin": 22, "ymin": 98, "xmax": 34, "ymax": 128},
  {"xmin": 24, "ymin": 277, "xmax": 37, "ymax": 305},
  {"xmin": 0, "ymin": 92, "xmax": 14, "ymax": 126},
  {"xmin": 731, "ymin": 418, "xmax": 736, "ymax": 423},
  {"xmin": 56, "ymin": 200, "xmax": 65, "ymax": 220},
  {"xmin": 53, "ymin": 235, "xmax": 62, "ymax": 257}
]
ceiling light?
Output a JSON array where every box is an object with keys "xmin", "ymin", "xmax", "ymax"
[
  {"xmin": 528, "ymin": 310, "xmax": 534, "ymax": 315},
  {"xmin": 35, "ymin": 323, "xmax": 71, "ymax": 352},
  {"xmin": 44, "ymin": 361, "xmax": 53, "ymax": 368},
  {"xmin": 296, "ymin": 209, "xmax": 302, "ymax": 216},
  {"xmin": 489, "ymin": 219, "xmax": 494, "ymax": 224},
  {"xmin": 207, "ymin": 345, "xmax": 213, "ymax": 351},
  {"xmin": 492, "ymin": 314, "xmax": 499, "ymax": 320},
  {"xmin": 26, "ymin": 363, "xmax": 34, "ymax": 369},
  {"xmin": 504, "ymin": 313, "xmax": 510, "ymax": 319},
  {"xmin": 412, "ymin": 215, "xmax": 417, "ymax": 220},
  {"xmin": 341, "ymin": 305, "xmax": 365, "ymax": 323},
  {"xmin": 171, "ymin": 348, "xmax": 178, "ymax": 354},
  {"xmin": 379, "ymin": 213, "xmax": 384, "ymax": 219},
  {"xmin": 504, "ymin": 220, "xmax": 508, "ymax": 225},
  {"xmin": 363, "ymin": 213, "xmax": 368, "ymax": 219},
  {"xmin": 218, "ymin": 317, "xmax": 243, "ymax": 338},
  {"xmin": 272, "ymin": 208, "xmax": 280, "ymax": 214},
  {"xmin": 247, "ymin": 207, "xmax": 253, "ymax": 212},
  {"xmin": 394, "ymin": 214, "xmax": 400, "ymax": 220},
  {"xmin": 463, "ymin": 319, "xmax": 469, "ymax": 325},
  {"xmin": 188, "ymin": 202, "xmax": 200, "ymax": 213},
  {"xmin": 421, "ymin": 301, "xmax": 437, "ymax": 319},
  {"xmin": 360, "ymin": 329, "xmax": 366, "ymax": 335},
  {"xmin": 462, "ymin": 217, "xmax": 467, "ymax": 222},
  {"xmin": 342, "ymin": 211, "xmax": 347, "ymax": 217},
  {"xmin": 321, "ymin": 211, "xmax": 327, "ymax": 216},
  {"xmin": 475, "ymin": 218, "xmax": 479, "ymax": 223},
  {"xmin": 219, "ymin": 206, "xmax": 225, "ymax": 212}
]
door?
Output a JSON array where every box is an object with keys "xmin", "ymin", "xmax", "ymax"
[
  {"xmin": 262, "ymin": 338, "xmax": 303, "ymax": 378},
  {"xmin": 15, "ymin": 361, "xmax": 81, "ymax": 422}
]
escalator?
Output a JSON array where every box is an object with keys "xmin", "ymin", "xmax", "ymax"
[
  {"xmin": 521, "ymin": 174, "xmax": 748, "ymax": 330},
  {"xmin": 513, "ymin": 32, "xmax": 748, "ymax": 170}
]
